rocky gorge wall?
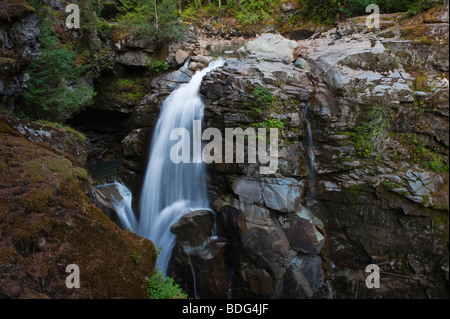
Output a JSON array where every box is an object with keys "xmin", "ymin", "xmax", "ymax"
[
  {"xmin": 0, "ymin": 115, "xmax": 157, "ymax": 298},
  {"xmin": 0, "ymin": 0, "xmax": 40, "ymax": 111},
  {"xmin": 119, "ymin": 5, "xmax": 449, "ymax": 299},
  {"xmin": 1, "ymin": 0, "xmax": 448, "ymax": 299}
]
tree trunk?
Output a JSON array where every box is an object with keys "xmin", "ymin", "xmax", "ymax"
[{"xmin": 154, "ymin": 0, "xmax": 159, "ymax": 28}]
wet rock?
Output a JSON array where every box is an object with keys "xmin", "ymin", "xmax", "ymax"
[
  {"xmin": 231, "ymin": 178, "xmax": 262, "ymax": 204},
  {"xmin": 191, "ymin": 55, "xmax": 213, "ymax": 65},
  {"xmin": 260, "ymin": 178, "xmax": 305, "ymax": 213},
  {"xmin": 279, "ymin": 206, "xmax": 325, "ymax": 254},
  {"xmin": 170, "ymin": 210, "xmax": 215, "ymax": 245},
  {"xmin": 189, "ymin": 61, "xmax": 207, "ymax": 71},
  {"xmin": 121, "ymin": 128, "xmax": 146, "ymax": 159},
  {"xmin": 150, "ymin": 65, "xmax": 193, "ymax": 91}
]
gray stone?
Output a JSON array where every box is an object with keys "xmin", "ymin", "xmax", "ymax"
[
  {"xmin": 121, "ymin": 128, "xmax": 144, "ymax": 158},
  {"xmin": 278, "ymin": 206, "xmax": 325, "ymax": 255},
  {"xmin": 191, "ymin": 55, "xmax": 213, "ymax": 65},
  {"xmin": 260, "ymin": 178, "xmax": 304, "ymax": 212},
  {"xmin": 232, "ymin": 178, "xmax": 262, "ymax": 204},
  {"xmin": 294, "ymin": 57, "xmax": 311, "ymax": 72},
  {"xmin": 189, "ymin": 61, "xmax": 207, "ymax": 71},
  {"xmin": 116, "ymin": 51, "xmax": 152, "ymax": 67},
  {"xmin": 175, "ymin": 50, "xmax": 190, "ymax": 65},
  {"xmin": 281, "ymin": 1, "xmax": 295, "ymax": 12},
  {"xmin": 170, "ymin": 210, "xmax": 215, "ymax": 245},
  {"xmin": 237, "ymin": 33, "xmax": 299, "ymax": 62}
]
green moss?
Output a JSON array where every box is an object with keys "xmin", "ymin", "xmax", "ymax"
[
  {"xmin": 23, "ymin": 161, "xmax": 46, "ymax": 183},
  {"xmin": 0, "ymin": 160, "xmax": 8, "ymax": 170},
  {"xmin": 0, "ymin": 0, "xmax": 35, "ymax": 21},
  {"xmin": 72, "ymin": 167, "xmax": 88, "ymax": 180},
  {"xmin": 252, "ymin": 117, "xmax": 285, "ymax": 130},
  {"xmin": 47, "ymin": 157, "xmax": 73, "ymax": 173},
  {"xmin": 352, "ymin": 104, "xmax": 391, "ymax": 159},
  {"xmin": 383, "ymin": 181, "xmax": 403, "ymax": 189},
  {"xmin": 37, "ymin": 120, "xmax": 87, "ymax": 144},
  {"xmin": 404, "ymin": 133, "xmax": 449, "ymax": 173},
  {"xmin": 432, "ymin": 202, "xmax": 450, "ymax": 211},
  {"xmin": 347, "ymin": 184, "xmax": 364, "ymax": 200}
]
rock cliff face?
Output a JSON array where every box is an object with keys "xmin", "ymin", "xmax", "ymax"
[
  {"xmin": 125, "ymin": 6, "xmax": 448, "ymax": 299},
  {"xmin": 0, "ymin": 115, "xmax": 157, "ymax": 298},
  {"xmin": 0, "ymin": 0, "xmax": 40, "ymax": 111},
  {"xmin": 7, "ymin": 1, "xmax": 443, "ymax": 299}
]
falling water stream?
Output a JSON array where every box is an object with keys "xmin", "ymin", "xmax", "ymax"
[
  {"xmin": 105, "ymin": 59, "xmax": 226, "ymax": 275},
  {"xmin": 303, "ymin": 102, "xmax": 317, "ymax": 198}
]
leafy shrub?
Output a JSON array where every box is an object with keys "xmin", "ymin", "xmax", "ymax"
[
  {"xmin": 233, "ymin": 0, "xmax": 281, "ymax": 25},
  {"xmin": 147, "ymin": 268, "xmax": 188, "ymax": 299},
  {"xmin": 19, "ymin": 20, "xmax": 95, "ymax": 120},
  {"xmin": 253, "ymin": 86, "xmax": 274, "ymax": 109},
  {"xmin": 253, "ymin": 116, "xmax": 285, "ymax": 130},
  {"xmin": 152, "ymin": 60, "xmax": 170, "ymax": 73}
]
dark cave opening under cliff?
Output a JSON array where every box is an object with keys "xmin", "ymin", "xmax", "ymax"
[{"xmin": 67, "ymin": 108, "xmax": 132, "ymax": 184}]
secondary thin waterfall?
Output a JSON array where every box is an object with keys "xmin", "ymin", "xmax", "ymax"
[
  {"xmin": 138, "ymin": 58, "xmax": 226, "ymax": 272},
  {"xmin": 303, "ymin": 102, "xmax": 317, "ymax": 198}
]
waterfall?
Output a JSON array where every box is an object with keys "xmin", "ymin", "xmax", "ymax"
[
  {"xmin": 138, "ymin": 58, "xmax": 226, "ymax": 272},
  {"xmin": 187, "ymin": 254, "xmax": 198, "ymax": 299},
  {"xmin": 303, "ymin": 102, "xmax": 317, "ymax": 198},
  {"xmin": 97, "ymin": 182, "xmax": 138, "ymax": 232}
]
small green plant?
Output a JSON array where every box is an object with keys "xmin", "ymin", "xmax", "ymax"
[
  {"xmin": 147, "ymin": 268, "xmax": 188, "ymax": 299},
  {"xmin": 252, "ymin": 86, "xmax": 274, "ymax": 109},
  {"xmin": 406, "ymin": 133, "xmax": 449, "ymax": 173},
  {"xmin": 152, "ymin": 60, "xmax": 170, "ymax": 73},
  {"xmin": 354, "ymin": 104, "xmax": 391, "ymax": 158},
  {"xmin": 252, "ymin": 116, "xmax": 284, "ymax": 130},
  {"xmin": 432, "ymin": 202, "xmax": 449, "ymax": 211},
  {"xmin": 132, "ymin": 252, "xmax": 143, "ymax": 264}
]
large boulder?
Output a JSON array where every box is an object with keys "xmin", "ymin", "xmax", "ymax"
[
  {"xmin": 0, "ymin": 115, "xmax": 157, "ymax": 298},
  {"xmin": 237, "ymin": 33, "xmax": 300, "ymax": 62}
]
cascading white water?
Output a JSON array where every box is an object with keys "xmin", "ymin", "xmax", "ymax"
[
  {"xmin": 137, "ymin": 58, "xmax": 226, "ymax": 272},
  {"xmin": 97, "ymin": 182, "xmax": 138, "ymax": 232}
]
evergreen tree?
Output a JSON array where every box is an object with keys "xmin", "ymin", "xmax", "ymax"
[
  {"xmin": 19, "ymin": 20, "xmax": 95, "ymax": 120},
  {"xmin": 117, "ymin": 0, "xmax": 187, "ymax": 45}
]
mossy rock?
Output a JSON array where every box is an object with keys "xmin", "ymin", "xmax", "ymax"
[
  {"xmin": 0, "ymin": 116, "xmax": 157, "ymax": 298},
  {"xmin": 0, "ymin": 57, "xmax": 16, "ymax": 68},
  {"xmin": 0, "ymin": 0, "xmax": 35, "ymax": 21}
]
